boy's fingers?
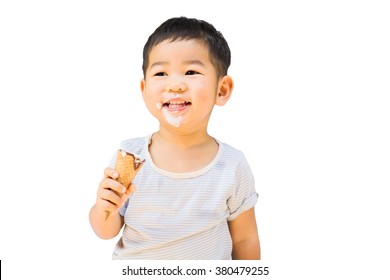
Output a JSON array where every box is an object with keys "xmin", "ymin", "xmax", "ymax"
[
  {"xmin": 120, "ymin": 184, "xmax": 136, "ymax": 204},
  {"xmin": 104, "ymin": 167, "xmax": 118, "ymax": 179},
  {"xmin": 98, "ymin": 188, "xmax": 122, "ymax": 207},
  {"xmin": 99, "ymin": 177, "xmax": 127, "ymax": 195},
  {"xmin": 127, "ymin": 184, "xmax": 137, "ymax": 195}
]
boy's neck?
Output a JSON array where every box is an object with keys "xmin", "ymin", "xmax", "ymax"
[
  {"xmin": 149, "ymin": 127, "xmax": 219, "ymax": 173},
  {"xmin": 154, "ymin": 126, "xmax": 214, "ymax": 149}
]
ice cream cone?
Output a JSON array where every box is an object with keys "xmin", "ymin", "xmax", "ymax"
[{"xmin": 114, "ymin": 149, "xmax": 144, "ymax": 189}]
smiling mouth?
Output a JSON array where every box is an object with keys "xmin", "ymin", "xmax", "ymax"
[{"xmin": 163, "ymin": 100, "xmax": 191, "ymax": 110}]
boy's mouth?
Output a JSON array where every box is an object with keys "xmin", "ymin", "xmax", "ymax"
[
  {"xmin": 162, "ymin": 100, "xmax": 191, "ymax": 110},
  {"xmin": 163, "ymin": 100, "xmax": 191, "ymax": 109}
]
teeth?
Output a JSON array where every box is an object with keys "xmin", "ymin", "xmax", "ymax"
[
  {"xmin": 162, "ymin": 100, "xmax": 191, "ymax": 110},
  {"xmin": 168, "ymin": 103, "xmax": 186, "ymax": 109},
  {"xmin": 166, "ymin": 101, "xmax": 185, "ymax": 105}
]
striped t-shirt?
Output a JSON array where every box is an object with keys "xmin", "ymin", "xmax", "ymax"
[{"xmin": 110, "ymin": 135, "xmax": 258, "ymax": 260}]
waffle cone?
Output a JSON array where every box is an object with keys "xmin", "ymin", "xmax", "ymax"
[{"xmin": 114, "ymin": 149, "xmax": 144, "ymax": 189}]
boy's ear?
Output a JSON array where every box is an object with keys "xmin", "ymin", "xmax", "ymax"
[
  {"xmin": 215, "ymin": 75, "xmax": 234, "ymax": 106},
  {"xmin": 140, "ymin": 79, "xmax": 146, "ymax": 95}
]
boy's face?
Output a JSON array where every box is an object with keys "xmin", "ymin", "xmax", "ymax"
[{"xmin": 141, "ymin": 39, "xmax": 232, "ymax": 130}]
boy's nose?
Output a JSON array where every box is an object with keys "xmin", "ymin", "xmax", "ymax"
[{"xmin": 167, "ymin": 82, "xmax": 186, "ymax": 93}]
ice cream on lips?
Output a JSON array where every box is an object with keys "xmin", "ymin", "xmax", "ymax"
[{"xmin": 155, "ymin": 93, "xmax": 190, "ymax": 127}]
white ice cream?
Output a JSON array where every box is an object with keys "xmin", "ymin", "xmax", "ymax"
[{"xmin": 162, "ymin": 107, "xmax": 183, "ymax": 127}]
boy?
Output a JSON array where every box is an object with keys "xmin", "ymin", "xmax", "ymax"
[{"xmin": 89, "ymin": 17, "xmax": 260, "ymax": 260}]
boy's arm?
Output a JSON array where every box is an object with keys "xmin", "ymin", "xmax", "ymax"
[
  {"xmin": 228, "ymin": 207, "xmax": 261, "ymax": 260},
  {"xmin": 89, "ymin": 167, "xmax": 133, "ymax": 239}
]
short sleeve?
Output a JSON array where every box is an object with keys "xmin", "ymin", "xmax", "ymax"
[{"xmin": 227, "ymin": 156, "xmax": 258, "ymax": 221}]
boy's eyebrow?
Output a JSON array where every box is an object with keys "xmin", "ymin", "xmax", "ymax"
[
  {"xmin": 183, "ymin": 59, "xmax": 205, "ymax": 66},
  {"xmin": 149, "ymin": 59, "xmax": 205, "ymax": 69},
  {"xmin": 149, "ymin": 61, "xmax": 167, "ymax": 69}
]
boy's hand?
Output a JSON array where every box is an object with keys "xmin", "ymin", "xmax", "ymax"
[{"xmin": 95, "ymin": 167, "xmax": 136, "ymax": 217}]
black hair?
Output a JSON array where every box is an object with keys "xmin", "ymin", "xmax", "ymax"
[{"xmin": 142, "ymin": 17, "xmax": 231, "ymax": 78}]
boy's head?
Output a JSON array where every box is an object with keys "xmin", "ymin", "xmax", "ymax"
[{"xmin": 142, "ymin": 17, "xmax": 231, "ymax": 78}]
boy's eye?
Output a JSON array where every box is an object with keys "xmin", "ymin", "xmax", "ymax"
[
  {"xmin": 154, "ymin": 72, "xmax": 166, "ymax": 76},
  {"xmin": 186, "ymin": 70, "xmax": 199, "ymax": 75}
]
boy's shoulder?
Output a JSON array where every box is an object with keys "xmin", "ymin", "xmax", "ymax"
[
  {"xmin": 216, "ymin": 140, "xmax": 254, "ymax": 178},
  {"xmin": 217, "ymin": 139, "xmax": 246, "ymax": 161}
]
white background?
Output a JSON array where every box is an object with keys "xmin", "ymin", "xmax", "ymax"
[{"xmin": 0, "ymin": 0, "xmax": 389, "ymax": 279}]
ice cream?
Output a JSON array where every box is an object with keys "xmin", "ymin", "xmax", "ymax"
[{"xmin": 162, "ymin": 107, "xmax": 183, "ymax": 127}]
